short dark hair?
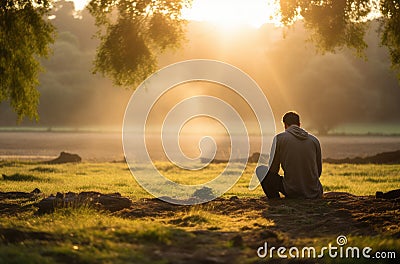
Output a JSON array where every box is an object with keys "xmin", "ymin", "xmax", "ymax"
[{"xmin": 282, "ymin": 111, "xmax": 300, "ymax": 126}]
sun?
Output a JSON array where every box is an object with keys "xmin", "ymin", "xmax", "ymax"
[
  {"xmin": 69, "ymin": 0, "xmax": 89, "ymax": 11},
  {"xmin": 182, "ymin": 0, "xmax": 280, "ymax": 28}
]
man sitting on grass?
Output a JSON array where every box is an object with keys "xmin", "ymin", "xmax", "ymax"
[{"xmin": 257, "ymin": 111, "xmax": 323, "ymax": 199}]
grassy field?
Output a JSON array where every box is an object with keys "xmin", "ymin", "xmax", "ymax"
[
  {"xmin": 0, "ymin": 160, "xmax": 399, "ymax": 263},
  {"xmin": 1, "ymin": 161, "xmax": 399, "ymax": 197}
]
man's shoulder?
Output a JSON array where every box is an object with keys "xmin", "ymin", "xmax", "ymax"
[
  {"xmin": 308, "ymin": 133, "xmax": 321, "ymax": 146},
  {"xmin": 307, "ymin": 133, "xmax": 320, "ymax": 141},
  {"xmin": 275, "ymin": 131, "xmax": 288, "ymax": 140},
  {"xmin": 275, "ymin": 130, "xmax": 320, "ymax": 143},
  {"xmin": 276, "ymin": 130, "xmax": 297, "ymax": 139},
  {"xmin": 276, "ymin": 131, "xmax": 289, "ymax": 137}
]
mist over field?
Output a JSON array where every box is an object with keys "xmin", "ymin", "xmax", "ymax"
[{"xmin": 1, "ymin": 0, "xmax": 399, "ymax": 134}]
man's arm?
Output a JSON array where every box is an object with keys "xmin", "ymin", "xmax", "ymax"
[{"xmin": 268, "ymin": 136, "xmax": 280, "ymax": 174}]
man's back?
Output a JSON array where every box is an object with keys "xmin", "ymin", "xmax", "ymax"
[{"xmin": 269, "ymin": 125, "xmax": 323, "ymax": 198}]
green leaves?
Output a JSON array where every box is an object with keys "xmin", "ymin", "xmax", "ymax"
[
  {"xmin": 279, "ymin": 0, "xmax": 400, "ymax": 77},
  {"xmin": 380, "ymin": 0, "xmax": 400, "ymax": 78},
  {"xmin": 0, "ymin": 0, "xmax": 54, "ymax": 122},
  {"xmin": 94, "ymin": 18, "xmax": 156, "ymax": 87},
  {"xmin": 280, "ymin": 0, "xmax": 371, "ymax": 56},
  {"xmin": 88, "ymin": 0, "xmax": 190, "ymax": 87}
]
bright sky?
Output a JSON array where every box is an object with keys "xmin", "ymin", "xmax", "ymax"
[
  {"xmin": 181, "ymin": 0, "xmax": 280, "ymax": 28},
  {"xmin": 70, "ymin": 0, "xmax": 279, "ymax": 28},
  {"xmin": 69, "ymin": 0, "xmax": 88, "ymax": 11}
]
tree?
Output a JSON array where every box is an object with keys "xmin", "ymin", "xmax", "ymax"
[
  {"xmin": 0, "ymin": 0, "xmax": 55, "ymax": 121},
  {"xmin": 380, "ymin": 0, "xmax": 400, "ymax": 78},
  {"xmin": 279, "ymin": 0, "xmax": 400, "ymax": 79},
  {"xmin": 87, "ymin": 0, "xmax": 192, "ymax": 87}
]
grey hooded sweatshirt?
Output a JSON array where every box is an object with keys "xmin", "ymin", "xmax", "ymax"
[{"xmin": 269, "ymin": 125, "xmax": 323, "ymax": 198}]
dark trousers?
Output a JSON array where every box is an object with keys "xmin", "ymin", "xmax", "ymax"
[{"xmin": 256, "ymin": 166, "xmax": 286, "ymax": 199}]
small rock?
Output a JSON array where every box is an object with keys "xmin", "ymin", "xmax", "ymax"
[
  {"xmin": 376, "ymin": 189, "xmax": 400, "ymax": 199},
  {"xmin": 46, "ymin": 151, "xmax": 82, "ymax": 164},
  {"xmin": 229, "ymin": 196, "xmax": 239, "ymax": 201},
  {"xmin": 192, "ymin": 187, "xmax": 215, "ymax": 201},
  {"xmin": 30, "ymin": 188, "xmax": 41, "ymax": 194}
]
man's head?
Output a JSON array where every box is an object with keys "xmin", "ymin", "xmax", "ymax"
[{"xmin": 282, "ymin": 111, "xmax": 300, "ymax": 129}]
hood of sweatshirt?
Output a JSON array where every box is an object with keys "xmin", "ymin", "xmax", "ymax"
[{"xmin": 286, "ymin": 125, "xmax": 309, "ymax": 140}]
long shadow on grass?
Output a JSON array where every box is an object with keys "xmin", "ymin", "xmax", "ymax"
[
  {"xmin": 263, "ymin": 196, "xmax": 373, "ymax": 239},
  {"xmin": 1, "ymin": 173, "xmax": 41, "ymax": 182},
  {"xmin": 263, "ymin": 193, "xmax": 400, "ymax": 240},
  {"xmin": 30, "ymin": 166, "xmax": 61, "ymax": 173}
]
